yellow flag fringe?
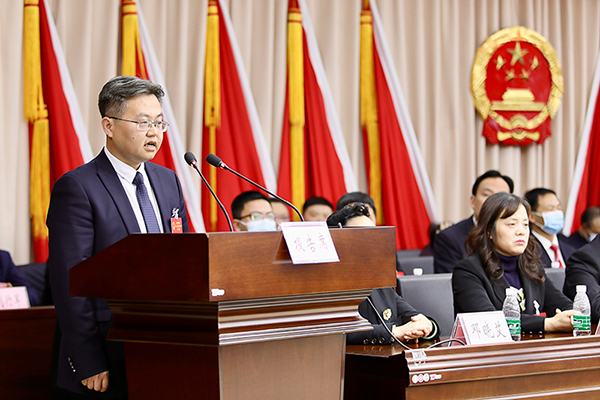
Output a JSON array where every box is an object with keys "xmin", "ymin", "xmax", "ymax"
[
  {"xmin": 205, "ymin": 0, "xmax": 221, "ymax": 231},
  {"xmin": 23, "ymin": 0, "xmax": 50, "ymax": 244},
  {"xmin": 30, "ymin": 110, "xmax": 50, "ymax": 239},
  {"xmin": 360, "ymin": 6, "xmax": 383, "ymax": 225},
  {"xmin": 121, "ymin": 0, "xmax": 147, "ymax": 78},
  {"xmin": 287, "ymin": 6, "xmax": 305, "ymax": 218}
]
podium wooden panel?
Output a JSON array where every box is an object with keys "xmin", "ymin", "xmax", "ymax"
[
  {"xmin": 345, "ymin": 334, "xmax": 600, "ymax": 399},
  {"xmin": 70, "ymin": 227, "xmax": 396, "ymax": 399}
]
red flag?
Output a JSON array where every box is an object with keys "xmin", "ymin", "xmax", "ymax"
[
  {"xmin": 360, "ymin": 0, "xmax": 438, "ymax": 249},
  {"xmin": 201, "ymin": 0, "xmax": 276, "ymax": 232},
  {"xmin": 23, "ymin": 0, "xmax": 94, "ymax": 262},
  {"xmin": 278, "ymin": 0, "xmax": 358, "ymax": 215},
  {"xmin": 120, "ymin": 0, "xmax": 205, "ymax": 232},
  {"xmin": 564, "ymin": 53, "xmax": 600, "ymax": 234}
]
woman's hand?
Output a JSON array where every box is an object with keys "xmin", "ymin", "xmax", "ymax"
[
  {"xmin": 544, "ymin": 308, "xmax": 574, "ymax": 332},
  {"xmin": 392, "ymin": 314, "xmax": 433, "ymax": 342}
]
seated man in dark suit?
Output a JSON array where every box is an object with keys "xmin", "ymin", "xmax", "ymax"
[
  {"xmin": 564, "ymin": 236, "xmax": 600, "ymax": 324},
  {"xmin": 524, "ymin": 188, "xmax": 575, "ymax": 269},
  {"xmin": 0, "ymin": 250, "xmax": 40, "ymax": 306},
  {"xmin": 327, "ymin": 204, "xmax": 439, "ymax": 345},
  {"xmin": 433, "ymin": 170, "xmax": 514, "ymax": 273},
  {"xmin": 566, "ymin": 206, "xmax": 600, "ymax": 249}
]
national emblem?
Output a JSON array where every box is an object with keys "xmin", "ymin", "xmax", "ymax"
[{"xmin": 471, "ymin": 26, "xmax": 563, "ymax": 145}]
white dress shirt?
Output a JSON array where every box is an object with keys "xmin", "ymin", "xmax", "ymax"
[
  {"xmin": 531, "ymin": 230, "xmax": 564, "ymax": 268},
  {"xmin": 104, "ymin": 147, "xmax": 164, "ymax": 233}
]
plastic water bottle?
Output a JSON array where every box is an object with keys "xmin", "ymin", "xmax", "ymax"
[
  {"xmin": 503, "ymin": 287, "xmax": 521, "ymax": 341},
  {"xmin": 573, "ymin": 285, "xmax": 591, "ymax": 337}
]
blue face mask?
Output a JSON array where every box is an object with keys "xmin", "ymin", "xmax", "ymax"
[
  {"xmin": 242, "ymin": 219, "xmax": 277, "ymax": 232},
  {"xmin": 533, "ymin": 210, "xmax": 564, "ymax": 236}
]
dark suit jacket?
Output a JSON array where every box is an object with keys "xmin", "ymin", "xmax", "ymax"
[
  {"xmin": 433, "ymin": 217, "xmax": 474, "ymax": 274},
  {"xmin": 453, "ymin": 253, "xmax": 572, "ymax": 333},
  {"xmin": 565, "ymin": 231, "xmax": 589, "ymax": 250},
  {"xmin": 0, "ymin": 250, "xmax": 40, "ymax": 306},
  {"xmin": 47, "ymin": 149, "xmax": 189, "ymax": 396},
  {"xmin": 346, "ymin": 288, "xmax": 439, "ymax": 345},
  {"xmin": 564, "ymin": 236, "xmax": 600, "ymax": 323},
  {"xmin": 531, "ymin": 233, "xmax": 576, "ymax": 269}
]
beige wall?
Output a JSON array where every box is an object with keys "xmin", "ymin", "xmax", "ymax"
[{"xmin": 3, "ymin": 0, "xmax": 599, "ymax": 263}]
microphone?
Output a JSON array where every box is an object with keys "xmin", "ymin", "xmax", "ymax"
[
  {"xmin": 184, "ymin": 152, "xmax": 233, "ymax": 232},
  {"xmin": 205, "ymin": 153, "xmax": 304, "ymax": 221}
]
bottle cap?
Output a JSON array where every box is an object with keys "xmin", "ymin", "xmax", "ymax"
[
  {"xmin": 505, "ymin": 287, "xmax": 517, "ymax": 296},
  {"xmin": 576, "ymin": 285, "xmax": 587, "ymax": 293}
]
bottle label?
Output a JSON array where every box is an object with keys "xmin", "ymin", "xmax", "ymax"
[
  {"xmin": 506, "ymin": 318, "xmax": 521, "ymax": 336},
  {"xmin": 573, "ymin": 315, "xmax": 591, "ymax": 331}
]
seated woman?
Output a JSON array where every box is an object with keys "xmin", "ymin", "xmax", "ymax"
[
  {"xmin": 452, "ymin": 192, "xmax": 573, "ymax": 333},
  {"xmin": 327, "ymin": 203, "xmax": 439, "ymax": 345}
]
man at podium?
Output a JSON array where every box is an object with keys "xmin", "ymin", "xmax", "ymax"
[{"xmin": 47, "ymin": 76, "xmax": 189, "ymax": 399}]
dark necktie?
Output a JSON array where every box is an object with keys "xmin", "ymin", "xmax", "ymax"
[{"xmin": 133, "ymin": 172, "xmax": 161, "ymax": 233}]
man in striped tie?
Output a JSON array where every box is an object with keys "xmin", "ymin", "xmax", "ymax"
[{"xmin": 47, "ymin": 76, "xmax": 189, "ymax": 399}]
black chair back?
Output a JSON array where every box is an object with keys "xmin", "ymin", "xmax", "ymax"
[{"xmin": 397, "ymin": 273, "xmax": 454, "ymax": 336}]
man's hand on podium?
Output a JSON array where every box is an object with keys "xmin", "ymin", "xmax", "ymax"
[{"xmin": 81, "ymin": 370, "xmax": 109, "ymax": 392}]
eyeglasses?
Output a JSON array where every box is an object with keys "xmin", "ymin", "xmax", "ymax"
[
  {"xmin": 239, "ymin": 212, "xmax": 277, "ymax": 221},
  {"xmin": 108, "ymin": 116, "xmax": 170, "ymax": 132}
]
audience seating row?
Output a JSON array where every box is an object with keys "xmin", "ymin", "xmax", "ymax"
[{"xmin": 396, "ymin": 267, "xmax": 567, "ymax": 338}]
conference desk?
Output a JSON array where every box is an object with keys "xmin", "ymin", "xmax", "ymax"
[
  {"xmin": 345, "ymin": 332, "xmax": 600, "ymax": 399},
  {"xmin": 0, "ymin": 306, "xmax": 56, "ymax": 399}
]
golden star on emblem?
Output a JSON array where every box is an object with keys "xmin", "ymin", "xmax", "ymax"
[
  {"xmin": 505, "ymin": 69, "xmax": 515, "ymax": 81},
  {"xmin": 496, "ymin": 56, "xmax": 505, "ymax": 70},
  {"xmin": 508, "ymin": 41, "xmax": 528, "ymax": 66}
]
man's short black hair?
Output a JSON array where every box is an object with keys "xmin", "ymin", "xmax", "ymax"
[
  {"xmin": 327, "ymin": 203, "xmax": 370, "ymax": 228},
  {"xmin": 231, "ymin": 191, "xmax": 269, "ymax": 219},
  {"xmin": 98, "ymin": 75, "xmax": 164, "ymax": 118},
  {"xmin": 581, "ymin": 206, "xmax": 600, "ymax": 226},
  {"xmin": 471, "ymin": 170, "xmax": 514, "ymax": 196},
  {"xmin": 523, "ymin": 188, "xmax": 557, "ymax": 212},
  {"xmin": 335, "ymin": 192, "xmax": 376, "ymax": 216},
  {"xmin": 303, "ymin": 197, "xmax": 333, "ymax": 213}
]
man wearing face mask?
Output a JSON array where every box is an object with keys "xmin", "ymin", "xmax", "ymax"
[
  {"xmin": 565, "ymin": 206, "xmax": 600, "ymax": 249},
  {"xmin": 232, "ymin": 191, "xmax": 278, "ymax": 232},
  {"xmin": 524, "ymin": 188, "xmax": 575, "ymax": 269}
]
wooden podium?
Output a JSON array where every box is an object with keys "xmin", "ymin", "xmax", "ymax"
[{"xmin": 70, "ymin": 227, "xmax": 396, "ymax": 400}]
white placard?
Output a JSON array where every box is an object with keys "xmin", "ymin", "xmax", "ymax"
[
  {"xmin": 279, "ymin": 221, "xmax": 340, "ymax": 264},
  {"xmin": 451, "ymin": 311, "xmax": 513, "ymax": 346},
  {"xmin": 0, "ymin": 286, "xmax": 30, "ymax": 309}
]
